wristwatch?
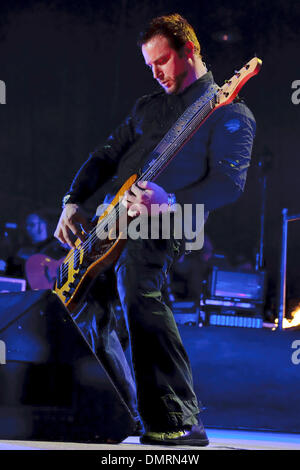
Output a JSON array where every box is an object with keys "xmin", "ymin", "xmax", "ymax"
[{"xmin": 62, "ymin": 194, "xmax": 72, "ymax": 209}]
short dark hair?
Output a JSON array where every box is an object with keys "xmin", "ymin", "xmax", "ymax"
[{"xmin": 138, "ymin": 13, "xmax": 201, "ymax": 58}]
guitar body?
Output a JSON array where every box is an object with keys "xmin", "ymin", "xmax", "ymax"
[
  {"xmin": 26, "ymin": 254, "xmax": 65, "ymax": 290},
  {"xmin": 54, "ymin": 174, "xmax": 137, "ymax": 312}
]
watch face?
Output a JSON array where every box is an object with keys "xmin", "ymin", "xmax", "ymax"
[{"xmin": 63, "ymin": 195, "xmax": 71, "ymax": 206}]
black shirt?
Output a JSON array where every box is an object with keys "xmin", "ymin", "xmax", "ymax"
[{"xmin": 65, "ymin": 72, "xmax": 256, "ymax": 213}]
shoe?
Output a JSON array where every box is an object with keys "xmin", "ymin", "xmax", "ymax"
[{"xmin": 140, "ymin": 424, "xmax": 209, "ymax": 447}]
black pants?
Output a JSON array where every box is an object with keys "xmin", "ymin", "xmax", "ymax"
[{"xmin": 72, "ymin": 230, "xmax": 201, "ymax": 432}]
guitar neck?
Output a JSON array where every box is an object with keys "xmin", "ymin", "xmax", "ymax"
[{"xmin": 137, "ymin": 84, "xmax": 219, "ymax": 184}]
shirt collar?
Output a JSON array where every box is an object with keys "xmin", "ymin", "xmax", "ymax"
[{"xmin": 180, "ymin": 71, "xmax": 215, "ymax": 107}]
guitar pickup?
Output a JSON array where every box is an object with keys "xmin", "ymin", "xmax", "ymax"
[
  {"xmin": 73, "ymin": 248, "xmax": 80, "ymax": 270},
  {"xmin": 56, "ymin": 263, "xmax": 68, "ymax": 289}
]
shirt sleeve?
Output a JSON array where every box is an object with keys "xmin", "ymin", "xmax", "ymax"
[
  {"xmin": 175, "ymin": 101, "xmax": 256, "ymax": 212},
  {"xmin": 63, "ymin": 102, "xmax": 140, "ymax": 205}
]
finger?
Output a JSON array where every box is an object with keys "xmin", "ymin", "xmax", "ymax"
[
  {"xmin": 122, "ymin": 192, "xmax": 136, "ymax": 206},
  {"xmin": 65, "ymin": 217, "xmax": 87, "ymax": 242},
  {"xmin": 55, "ymin": 228, "xmax": 74, "ymax": 249},
  {"xmin": 61, "ymin": 225, "xmax": 76, "ymax": 248},
  {"xmin": 65, "ymin": 216, "xmax": 81, "ymax": 237},
  {"xmin": 127, "ymin": 202, "xmax": 140, "ymax": 217},
  {"xmin": 137, "ymin": 180, "xmax": 150, "ymax": 190},
  {"xmin": 121, "ymin": 197, "xmax": 129, "ymax": 208},
  {"xmin": 136, "ymin": 182, "xmax": 153, "ymax": 204},
  {"xmin": 128, "ymin": 203, "xmax": 149, "ymax": 217},
  {"xmin": 140, "ymin": 189, "xmax": 151, "ymax": 204},
  {"xmin": 54, "ymin": 229, "xmax": 66, "ymax": 246},
  {"xmin": 122, "ymin": 191, "xmax": 130, "ymax": 202},
  {"xmin": 128, "ymin": 206, "xmax": 140, "ymax": 217},
  {"xmin": 130, "ymin": 183, "xmax": 144, "ymax": 196}
]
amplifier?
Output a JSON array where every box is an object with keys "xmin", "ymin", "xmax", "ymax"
[
  {"xmin": 202, "ymin": 298, "xmax": 264, "ymax": 329},
  {"xmin": 208, "ymin": 267, "xmax": 266, "ymax": 303},
  {"xmin": 172, "ymin": 301, "xmax": 201, "ymax": 326},
  {"xmin": 205, "ymin": 311, "xmax": 263, "ymax": 329},
  {"xmin": 0, "ymin": 276, "xmax": 26, "ymax": 293}
]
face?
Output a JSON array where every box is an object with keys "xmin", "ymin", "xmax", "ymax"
[
  {"xmin": 142, "ymin": 34, "xmax": 189, "ymax": 95},
  {"xmin": 26, "ymin": 214, "xmax": 47, "ymax": 243}
]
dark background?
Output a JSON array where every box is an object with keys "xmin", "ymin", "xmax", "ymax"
[{"xmin": 0, "ymin": 0, "xmax": 299, "ymax": 315}]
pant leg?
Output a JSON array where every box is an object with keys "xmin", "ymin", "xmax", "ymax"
[
  {"xmin": 71, "ymin": 273, "xmax": 139, "ymax": 425},
  {"xmin": 114, "ymin": 231, "xmax": 202, "ymax": 432}
]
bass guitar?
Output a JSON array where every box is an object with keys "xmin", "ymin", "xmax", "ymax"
[
  {"xmin": 25, "ymin": 253, "xmax": 65, "ymax": 290},
  {"xmin": 55, "ymin": 57, "xmax": 262, "ymax": 312}
]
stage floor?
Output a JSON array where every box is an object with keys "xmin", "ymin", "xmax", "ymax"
[{"xmin": 0, "ymin": 428, "xmax": 299, "ymax": 450}]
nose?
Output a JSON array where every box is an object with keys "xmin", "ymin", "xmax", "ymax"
[{"xmin": 152, "ymin": 64, "xmax": 162, "ymax": 80}]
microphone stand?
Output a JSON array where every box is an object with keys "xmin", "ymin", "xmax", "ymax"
[
  {"xmin": 256, "ymin": 163, "xmax": 267, "ymax": 270},
  {"xmin": 255, "ymin": 150, "xmax": 272, "ymax": 272}
]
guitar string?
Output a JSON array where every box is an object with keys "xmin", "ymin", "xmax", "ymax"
[{"xmin": 58, "ymin": 93, "xmax": 217, "ymax": 282}]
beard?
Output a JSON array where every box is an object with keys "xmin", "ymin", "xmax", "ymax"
[{"xmin": 163, "ymin": 69, "xmax": 188, "ymax": 95}]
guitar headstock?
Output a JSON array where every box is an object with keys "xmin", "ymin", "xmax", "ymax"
[{"xmin": 216, "ymin": 57, "xmax": 262, "ymax": 107}]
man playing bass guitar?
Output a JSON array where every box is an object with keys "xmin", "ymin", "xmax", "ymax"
[{"xmin": 54, "ymin": 13, "xmax": 256, "ymax": 446}]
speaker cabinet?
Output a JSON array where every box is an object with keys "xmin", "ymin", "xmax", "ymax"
[{"xmin": 0, "ymin": 290, "xmax": 136, "ymax": 442}]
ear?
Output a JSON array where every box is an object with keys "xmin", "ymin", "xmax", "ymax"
[{"xmin": 184, "ymin": 41, "xmax": 195, "ymax": 58}]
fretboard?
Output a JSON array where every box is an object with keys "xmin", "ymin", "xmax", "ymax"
[{"xmin": 137, "ymin": 83, "xmax": 220, "ymax": 184}]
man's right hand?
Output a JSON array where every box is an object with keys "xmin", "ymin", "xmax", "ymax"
[{"xmin": 54, "ymin": 203, "xmax": 91, "ymax": 249}]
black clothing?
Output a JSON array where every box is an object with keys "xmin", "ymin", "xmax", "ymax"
[
  {"xmin": 65, "ymin": 72, "xmax": 255, "ymax": 215},
  {"xmin": 73, "ymin": 233, "xmax": 200, "ymax": 432},
  {"xmin": 63, "ymin": 72, "xmax": 256, "ymax": 432}
]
